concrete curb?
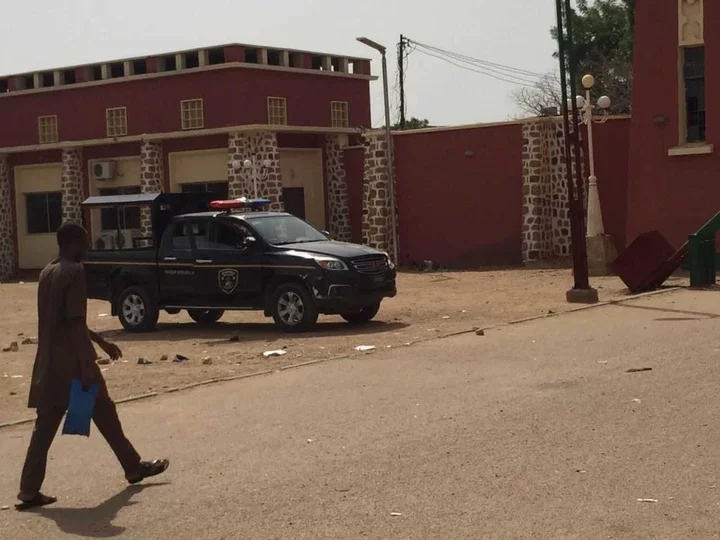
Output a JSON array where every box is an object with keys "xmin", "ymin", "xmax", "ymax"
[{"xmin": 0, "ymin": 286, "xmax": 684, "ymax": 431}]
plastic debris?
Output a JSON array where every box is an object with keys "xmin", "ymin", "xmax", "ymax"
[
  {"xmin": 355, "ymin": 345, "xmax": 376, "ymax": 352},
  {"xmin": 263, "ymin": 350, "xmax": 287, "ymax": 358},
  {"xmin": 597, "ymin": 360, "xmax": 608, "ymax": 365},
  {"xmin": 442, "ymin": 316, "xmax": 450, "ymax": 320},
  {"xmin": 3, "ymin": 342, "xmax": 19, "ymax": 353},
  {"xmin": 11, "ymin": 375, "xmax": 23, "ymax": 379},
  {"xmin": 390, "ymin": 512, "xmax": 403, "ymax": 517},
  {"xmin": 160, "ymin": 354, "xmax": 169, "ymax": 362},
  {"xmin": 21, "ymin": 337, "xmax": 38, "ymax": 345},
  {"xmin": 101, "ymin": 368, "xmax": 109, "ymax": 373},
  {"xmin": 1, "ymin": 505, "xmax": 9, "ymax": 511},
  {"xmin": 97, "ymin": 358, "xmax": 111, "ymax": 365},
  {"xmin": 173, "ymin": 355, "xmax": 189, "ymax": 363},
  {"xmin": 202, "ymin": 357, "xmax": 213, "ymax": 365},
  {"xmin": 627, "ymin": 368, "xmax": 653, "ymax": 373},
  {"xmin": 476, "ymin": 329, "xmax": 485, "ymax": 336},
  {"xmin": 637, "ymin": 499, "xmax": 658, "ymax": 503},
  {"xmin": 98, "ymin": 313, "xmax": 108, "ymax": 318},
  {"xmin": 137, "ymin": 357, "xmax": 151, "ymax": 365},
  {"xmin": 632, "ymin": 398, "xmax": 642, "ymax": 404}
]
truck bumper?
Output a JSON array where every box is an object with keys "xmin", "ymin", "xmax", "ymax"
[{"xmin": 311, "ymin": 275, "xmax": 397, "ymax": 314}]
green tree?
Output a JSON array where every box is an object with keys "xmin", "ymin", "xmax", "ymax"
[
  {"xmin": 392, "ymin": 117, "xmax": 431, "ymax": 130},
  {"xmin": 553, "ymin": 0, "xmax": 635, "ymax": 114}
]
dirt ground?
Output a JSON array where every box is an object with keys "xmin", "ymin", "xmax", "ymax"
[{"xmin": 0, "ymin": 267, "xmax": 687, "ymax": 424}]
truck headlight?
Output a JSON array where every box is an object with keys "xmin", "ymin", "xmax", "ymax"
[{"xmin": 316, "ymin": 258, "xmax": 348, "ymax": 271}]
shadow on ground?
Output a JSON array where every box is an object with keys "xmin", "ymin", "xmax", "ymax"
[
  {"xmin": 104, "ymin": 321, "xmax": 410, "ymax": 344},
  {"xmin": 27, "ymin": 483, "xmax": 168, "ymax": 538}
]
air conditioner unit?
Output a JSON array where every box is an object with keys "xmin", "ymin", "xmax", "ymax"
[
  {"xmin": 116, "ymin": 230, "xmax": 134, "ymax": 250},
  {"xmin": 93, "ymin": 161, "xmax": 116, "ymax": 181},
  {"xmin": 95, "ymin": 233, "xmax": 117, "ymax": 250}
]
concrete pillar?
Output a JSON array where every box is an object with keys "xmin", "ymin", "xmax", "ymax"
[
  {"xmin": 324, "ymin": 135, "xmax": 352, "ymax": 242},
  {"xmin": 61, "ymin": 148, "xmax": 84, "ymax": 225},
  {"xmin": 227, "ymin": 131, "xmax": 283, "ymax": 211},
  {"xmin": 139, "ymin": 140, "xmax": 164, "ymax": 240},
  {"xmin": 0, "ymin": 156, "xmax": 15, "ymax": 281},
  {"xmin": 361, "ymin": 132, "xmax": 396, "ymax": 255}
]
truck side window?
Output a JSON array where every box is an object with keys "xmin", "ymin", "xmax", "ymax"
[
  {"xmin": 162, "ymin": 221, "xmax": 194, "ymax": 252},
  {"xmin": 196, "ymin": 222, "xmax": 248, "ymax": 251}
]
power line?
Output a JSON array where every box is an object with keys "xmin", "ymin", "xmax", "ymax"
[
  {"xmin": 412, "ymin": 48, "xmax": 540, "ymax": 88},
  {"xmin": 408, "ymin": 38, "xmax": 545, "ymax": 79}
]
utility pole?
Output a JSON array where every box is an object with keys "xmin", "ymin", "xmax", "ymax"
[
  {"xmin": 398, "ymin": 34, "xmax": 406, "ymax": 130},
  {"xmin": 555, "ymin": 0, "xmax": 598, "ymax": 304}
]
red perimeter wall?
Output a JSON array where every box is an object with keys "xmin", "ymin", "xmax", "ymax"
[{"xmin": 393, "ymin": 124, "xmax": 524, "ymax": 267}]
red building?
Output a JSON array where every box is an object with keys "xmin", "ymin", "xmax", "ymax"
[
  {"xmin": 0, "ymin": 43, "xmax": 373, "ymax": 276},
  {"xmin": 626, "ymin": 0, "xmax": 716, "ymax": 247}
]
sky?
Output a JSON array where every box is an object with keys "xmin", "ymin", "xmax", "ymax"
[{"xmin": 0, "ymin": 0, "xmax": 560, "ymax": 127}]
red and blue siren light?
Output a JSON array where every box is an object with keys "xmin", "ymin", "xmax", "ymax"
[{"xmin": 209, "ymin": 198, "xmax": 271, "ymax": 211}]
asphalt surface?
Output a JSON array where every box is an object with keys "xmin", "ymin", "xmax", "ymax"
[{"xmin": 1, "ymin": 288, "xmax": 720, "ymax": 539}]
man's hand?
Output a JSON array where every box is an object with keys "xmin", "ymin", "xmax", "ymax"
[
  {"xmin": 99, "ymin": 340, "xmax": 122, "ymax": 361},
  {"xmin": 88, "ymin": 330, "xmax": 123, "ymax": 361}
]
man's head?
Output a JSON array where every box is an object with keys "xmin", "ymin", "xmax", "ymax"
[{"xmin": 56, "ymin": 223, "xmax": 89, "ymax": 262}]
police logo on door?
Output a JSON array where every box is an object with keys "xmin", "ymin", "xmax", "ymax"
[{"xmin": 218, "ymin": 269, "xmax": 239, "ymax": 295}]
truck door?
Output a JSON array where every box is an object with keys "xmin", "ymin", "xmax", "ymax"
[
  {"xmin": 158, "ymin": 220, "xmax": 197, "ymax": 305},
  {"xmin": 193, "ymin": 219, "xmax": 264, "ymax": 307}
]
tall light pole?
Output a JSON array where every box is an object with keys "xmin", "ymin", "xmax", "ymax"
[
  {"xmin": 232, "ymin": 158, "xmax": 272, "ymax": 199},
  {"xmin": 356, "ymin": 37, "xmax": 398, "ymax": 264},
  {"xmin": 555, "ymin": 0, "xmax": 598, "ymax": 303},
  {"xmin": 573, "ymin": 74, "xmax": 611, "ymax": 237},
  {"xmin": 570, "ymin": 74, "xmax": 617, "ymax": 276}
]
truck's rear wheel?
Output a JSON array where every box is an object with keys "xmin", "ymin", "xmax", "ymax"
[
  {"xmin": 118, "ymin": 286, "xmax": 159, "ymax": 333},
  {"xmin": 187, "ymin": 309, "xmax": 225, "ymax": 324},
  {"xmin": 341, "ymin": 302, "xmax": 381, "ymax": 324},
  {"xmin": 271, "ymin": 283, "xmax": 318, "ymax": 332}
]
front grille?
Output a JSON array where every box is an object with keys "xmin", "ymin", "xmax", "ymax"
[{"xmin": 351, "ymin": 255, "xmax": 388, "ymax": 275}]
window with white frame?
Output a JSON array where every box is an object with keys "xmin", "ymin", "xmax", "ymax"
[
  {"xmin": 267, "ymin": 97, "xmax": 288, "ymax": 125},
  {"xmin": 38, "ymin": 115, "xmax": 58, "ymax": 144},
  {"xmin": 331, "ymin": 101, "xmax": 349, "ymax": 128},
  {"xmin": 106, "ymin": 107, "xmax": 128, "ymax": 137},
  {"xmin": 181, "ymin": 99, "xmax": 204, "ymax": 130}
]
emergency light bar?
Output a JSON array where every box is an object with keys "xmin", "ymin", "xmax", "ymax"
[{"xmin": 209, "ymin": 198, "xmax": 271, "ymax": 211}]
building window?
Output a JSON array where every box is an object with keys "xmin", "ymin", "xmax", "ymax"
[
  {"xmin": 181, "ymin": 182, "xmax": 229, "ymax": 200},
  {"xmin": 38, "ymin": 115, "xmax": 58, "ymax": 144},
  {"xmin": 683, "ymin": 46, "xmax": 706, "ymax": 143},
  {"xmin": 26, "ymin": 192, "xmax": 62, "ymax": 234},
  {"xmin": 267, "ymin": 97, "xmax": 288, "ymax": 125},
  {"xmin": 331, "ymin": 101, "xmax": 349, "ymax": 128},
  {"xmin": 99, "ymin": 186, "xmax": 141, "ymax": 231},
  {"xmin": 106, "ymin": 107, "xmax": 128, "ymax": 137},
  {"xmin": 181, "ymin": 99, "xmax": 204, "ymax": 130}
]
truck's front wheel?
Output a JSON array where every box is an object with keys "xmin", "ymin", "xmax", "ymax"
[
  {"xmin": 271, "ymin": 283, "xmax": 318, "ymax": 332},
  {"xmin": 118, "ymin": 286, "xmax": 159, "ymax": 333}
]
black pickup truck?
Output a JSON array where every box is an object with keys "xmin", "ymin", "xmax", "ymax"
[{"xmin": 82, "ymin": 193, "xmax": 397, "ymax": 333}]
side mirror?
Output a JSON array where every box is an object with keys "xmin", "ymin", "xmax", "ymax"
[{"xmin": 321, "ymin": 230, "xmax": 332, "ymax": 240}]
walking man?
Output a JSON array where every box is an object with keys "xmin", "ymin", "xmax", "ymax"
[{"xmin": 17, "ymin": 223, "xmax": 168, "ymax": 510}]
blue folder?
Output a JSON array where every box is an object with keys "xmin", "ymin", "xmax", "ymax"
[{"xmin": 62, "ymin": 379, "xmax": 99, "ymax": 437}]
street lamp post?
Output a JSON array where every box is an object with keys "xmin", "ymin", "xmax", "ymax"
[
  {"xmin": 356, "ymin": 37, "xmax": 398, "ymax": 264},
  {"xmin": 573, "ymin": 75, "xmax": 611, "ymax": 237},
  {"xmin": 569, "ymin": 74, "xmax": 617, "ymax": 276},
  {"xmin": 232, "ymin": 158, "xmax": 272, "ymax": 199}
]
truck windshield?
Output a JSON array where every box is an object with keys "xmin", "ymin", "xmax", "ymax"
[{"xmin": 249, "ymin": 215, "xmax": 328, "ymax": 245}]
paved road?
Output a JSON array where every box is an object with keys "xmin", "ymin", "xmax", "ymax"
[{"xmin": 2, "ymin": 289, "xmax": 720, "ymax": 539}]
